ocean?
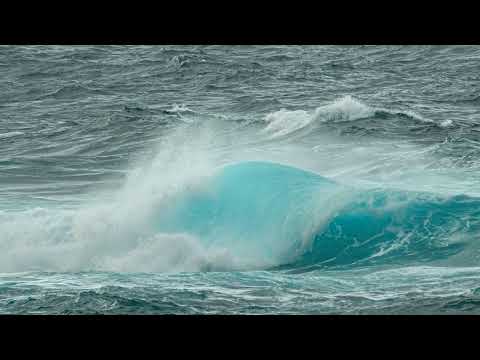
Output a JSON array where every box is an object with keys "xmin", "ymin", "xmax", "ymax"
[{"xmin": 1, "ymin": 45, "xmax": 480, "ymax": 314}]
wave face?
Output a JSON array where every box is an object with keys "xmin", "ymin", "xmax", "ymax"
[
  {"xmin": 3, "ymin": 45, "xmax": 480, "ymax": 314},
  {"xmin": 153, "ymin": 162, "xmax": 341, "ymax": 269},
  {"xmin": 152, "ymin": 161, "xmax": 480, "ymax": 270}
]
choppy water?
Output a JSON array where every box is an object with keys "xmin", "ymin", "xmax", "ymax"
[{"xmin": 1, "ymin": 45, "xmax": 480, "ymax": 314}]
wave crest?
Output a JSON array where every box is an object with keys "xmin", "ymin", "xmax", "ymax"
[{"xmin": 263, "ymin": 96, "xmax": 435, "ymax": 138}]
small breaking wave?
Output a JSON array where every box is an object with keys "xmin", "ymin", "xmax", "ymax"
[{"xmin": 263, "ymin": 96, "xmax": 437, "ymax": 138}]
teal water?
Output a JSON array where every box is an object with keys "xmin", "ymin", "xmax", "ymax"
[
  {"xmin": 155, "ymin": 161, "xmax": 480, "ymax": 271},
  {"xmin": 1, "ymin": 45, "xmax": 480, "ymax": 314}
]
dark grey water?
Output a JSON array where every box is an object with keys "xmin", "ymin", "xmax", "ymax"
[{"xmin": 1, "ymin": 45, "xmax": 480, "ymax": 314}]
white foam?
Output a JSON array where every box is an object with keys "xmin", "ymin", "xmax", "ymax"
[
  {"xmin": 97, "ymin": 233, "xmax": 237, "ymax": 273},
  {"xmin": 0, "ymin": 120, "xmax": 253, "ymax": 273},
  {"xmin": 264, "ymin": 109, "xmax": 312, "ymax": 137},
  {"xmin": 440, "ymin": 119, "xmax": 454, "ymax": 128},
  {"xmin": 313, "ymin": 95, "xmax": 375, "ymax": 122},
  {"xmin": 263, "ymin": 96, "xmax": 375, "ymax": 138},
  {"xmin": 168, "ymin": 103, "xmax": 194, "ymax": 114},
  {"xmin": 0, "ymin": 205, "xmax": 240, "ymax": 273}
]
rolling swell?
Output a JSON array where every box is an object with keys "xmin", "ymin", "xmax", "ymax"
[{"xmin": 154, "ymin": 161, "xmax": 480, "ymax": 271}]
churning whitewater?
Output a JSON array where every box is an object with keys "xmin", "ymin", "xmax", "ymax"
[{"xmin": 1, "ymin": 45, "xmax": 480, "ymax": 314}]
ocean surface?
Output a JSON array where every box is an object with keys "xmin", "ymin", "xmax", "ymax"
[{"xmin": 1, "ymin": 45, "xmax": 480, "ymax": 314}]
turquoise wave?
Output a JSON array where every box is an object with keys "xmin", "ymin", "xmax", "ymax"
[{"xmin": 153, "ymin": 161, "xmax": 480, "ymax": 270}]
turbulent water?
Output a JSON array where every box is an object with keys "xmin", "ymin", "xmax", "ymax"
[{"xmin": 1, "ymin": 45, "xmax": 480, "ymax": 314}]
